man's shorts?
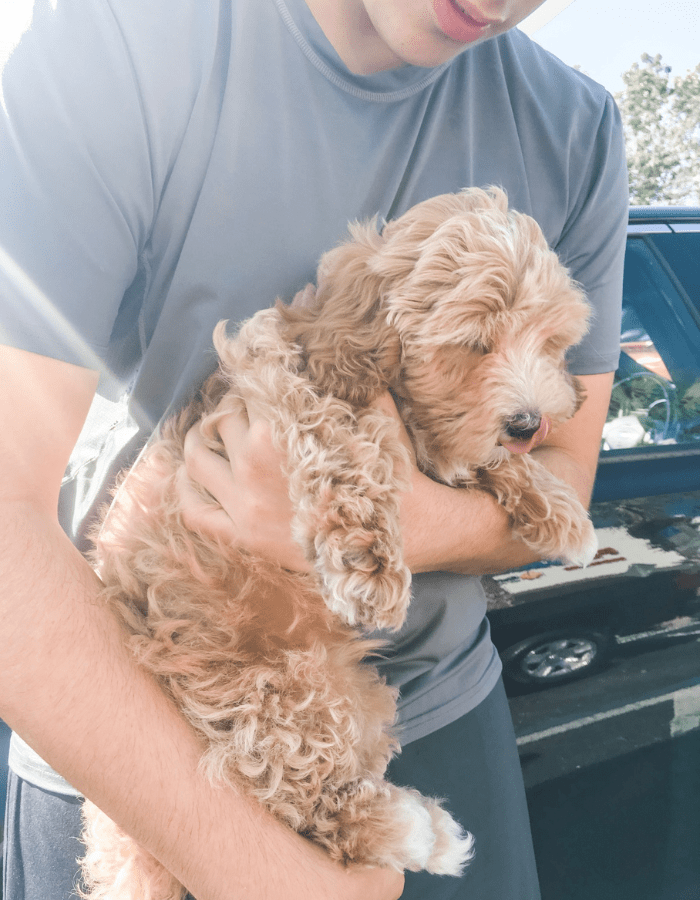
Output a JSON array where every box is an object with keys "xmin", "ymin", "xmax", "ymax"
[
  {"xmin": 3, "ymin": 677, "xmax": 540, "ymax": 899},
  {"xmin": 388, "ymin": 676, "xmax": 541, "ymax": 899}
]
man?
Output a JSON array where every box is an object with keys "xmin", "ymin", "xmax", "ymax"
[{"xmin": 0, "ymin": 1, "xmax": 627, "ymax": 897}]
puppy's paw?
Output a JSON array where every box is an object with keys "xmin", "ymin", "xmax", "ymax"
[
  {"xmin": 424, "ymin": 801, "xmax": 475, "ymax": 876},
  {"xmin": 512, "ymin": 482, "xmax": 597, "ymax": 569},
  {"xmin": 559, "ymin": 517, "xmax": 598, "ymax": 568},
  {"xmin": 319, "ymin": 562, "xmax": 412, "ymax": 631},
  {"xmin": 313, "ymin": 528, "xmax": 412, "ymax": 629},
  {"xmin": 390, "ymin": 790, "xmax": 474, "ymax": 875},
  {"xmin": 392, "ymin": 789, "xmax": 437, "ymax": 872}
]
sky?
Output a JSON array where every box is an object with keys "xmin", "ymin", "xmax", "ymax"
[{"xmin": 520, "ymin": 0, "xmax": 700, "ymax": 95}]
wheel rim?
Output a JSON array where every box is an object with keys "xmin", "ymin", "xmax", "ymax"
[{"xmin": 520, "ymin": 637, "xmax": 598, "ymax": 680}]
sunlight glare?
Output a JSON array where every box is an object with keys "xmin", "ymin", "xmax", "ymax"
[{"xmin": 0, "ymin": 243, "xmax": 120, "ymax": 395}]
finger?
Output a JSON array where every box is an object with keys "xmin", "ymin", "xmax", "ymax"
[
  {"xmin": 223, "ymin": 404, "xmax": 283, "ymax": 474},
  {"xmin": 184, "ymin": 427, "xmax": 237, "ymax": 504},
  {"xmin": 215, "ymin": 406, "xmax": 252, "ymax": 456},
  {"xmin": 371, "ymin": 390, "xmax": 400, "ymax": 418},
  {"xmin": 290, "ymin": 282, "xmax": 316, "ymax": 309},
  {"xmin": 175, "ymin": 464, "xmax": 239, "ymax": 544},
  {"xmin": 371, "ymin": 391, "xmax": 416, "ymax": 459},
  {"xmin": 239, "ymin": 397, "xmax": 272, "ymax": 427}
]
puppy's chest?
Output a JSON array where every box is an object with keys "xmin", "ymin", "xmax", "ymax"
[{"xmin": 233, "ymin": 577, "xmax": 333, "ymax": 656}]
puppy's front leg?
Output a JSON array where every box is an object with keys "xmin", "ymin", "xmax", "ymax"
[
  {"xmin": 478, "ymin": 454, "xmax": 597, "ymax": 568},
  {"xmin": 285, "ymin": 404, "xmax": 413, "ymax": 631}
]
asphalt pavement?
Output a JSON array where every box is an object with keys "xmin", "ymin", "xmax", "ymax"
[{"xmin": 510, "ymin": 637, "xmax": 700, "ymax": 900}]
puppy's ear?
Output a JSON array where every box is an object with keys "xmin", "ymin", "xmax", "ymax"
[
  {"xmin": 277, "ymin": 219, "xmax": 402, "ymax": 406},
  {"xmin": 366, "ymin": 190, "xmax": 520, "ymax": 351},
  {"xmin": 571, "ymin": 374, "xmax": 588, "ymax": 414},
  {"xmin": 368, "ymin": 192, "xmax": 482, "ymax": 283},
  {"xmin": 456, "ymin": 185, "xmax": 510, "ymax": 215}
]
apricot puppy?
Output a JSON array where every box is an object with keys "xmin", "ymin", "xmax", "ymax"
[{"xmin": 81, "ymin": 187, "xmax": 592, "ymax": 899}]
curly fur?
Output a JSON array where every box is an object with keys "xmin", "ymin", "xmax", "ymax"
[{"xmin": 80, "ymin": 187, "xmax": 594, "ymax": 899}]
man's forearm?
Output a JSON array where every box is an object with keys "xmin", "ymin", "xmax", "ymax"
[
  {"xmin": 0, "ymin": 502, "xmax": 400, "ymax": 900},
  {"xmin": 402, "ymin": 443, "xmax": 596, "ymax": 577}
]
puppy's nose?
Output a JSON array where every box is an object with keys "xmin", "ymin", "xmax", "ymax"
[{"xmin": 504, "ymin": 411, "xmax": 542, "ymax": 441}]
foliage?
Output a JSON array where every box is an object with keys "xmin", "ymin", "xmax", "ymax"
[{"xmin": 615, "ymin": 53, "xmax": 700, "ymax": 205}]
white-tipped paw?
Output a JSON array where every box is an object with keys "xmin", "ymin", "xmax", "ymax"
[
  {"xmin": 390, "ymin": 790, "xmax": 474, "ymax": 876},
  {"xmin": 559, "ymin": 518, "xmax": 598, "ymax": 568},
  {"xmin": 424, "ymin": 802, "xmax": 475, "ymax": 876},
  {"xmin": 393, "ymin": 790, "xmax": 437, "ymax": 872},
  {"xmin": 513, "ymin": 488, "xmax": 598, "ymax": 570}
]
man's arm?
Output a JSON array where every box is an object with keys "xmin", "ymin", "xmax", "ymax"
[
  {"xmin": 183, "ymin": 372, "xmax": 614, "ymax": 577},
  {"xmin": 0, "ymin": 345, "xmax": 403, "ymax": 900}
]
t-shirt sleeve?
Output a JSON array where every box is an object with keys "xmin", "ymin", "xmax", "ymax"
[
  {"xmin": 0, "ymin": 1, "xmax": 155, "ymax": 375},
  {"xmin": 555, "ymin": 91, "xmax": 628, "ymax": 375}
]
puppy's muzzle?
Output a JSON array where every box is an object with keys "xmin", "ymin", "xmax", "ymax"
[
  {"xmin": 505, "ymin": 411, "xmax": 541, "ymax": 440},
  {"xmin": 500, "ymin": 412, "xmax": 550, "ymax": 454}
]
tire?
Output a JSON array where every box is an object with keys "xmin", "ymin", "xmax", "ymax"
[{"xmin": 501, "ymin": 628, "xmax": 612, "ymax": 686}]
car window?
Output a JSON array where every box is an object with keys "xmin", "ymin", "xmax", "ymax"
[
  {"xmin": 602, "ymin": 233, "xmax": 700, "ymax": 452},
  {"xmin": 647, "ymin": 231, "xmax": 700, "ymax": 315}
]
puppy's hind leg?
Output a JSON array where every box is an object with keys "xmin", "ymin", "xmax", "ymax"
[
  {"xmin": 384, "ymin": 786, "xmax": 474, "ymax": 876},
  {"xmin": 80, "ymin": 801, "xmax": 186, "ymax": 900},
  {"xmin": 315, "ymin": 780, "xmax": 474, "ymax": 876}
]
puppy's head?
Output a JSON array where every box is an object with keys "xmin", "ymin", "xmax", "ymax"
[
  {"xmin": 366, "ymin": 187, "xmax": 591, "ymax": 482},
  {"xmin": 280, "ymin": 187, "xmax": 589, "ymax": 478}
]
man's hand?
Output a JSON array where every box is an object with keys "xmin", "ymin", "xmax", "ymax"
[
  {"xmin": 307, "ymin": 852, "xmax": 405, "ymax": 900},
  {"xmin": 180, "ymin": 403, "xmax": 311, "ymax": 572},
  {"xmin": 180, "ymin": 283, "xmax": 323, "ymax": 572},
  {"xmin": 180, "ymin": 391, "xmax": 415, "ymax": 573}
]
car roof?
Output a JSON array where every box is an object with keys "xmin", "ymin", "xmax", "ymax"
[{"xmin": 629, "ymin": 205, "xmax": 700, "ymax": 223}]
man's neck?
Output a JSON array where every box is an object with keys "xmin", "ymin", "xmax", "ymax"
[{"xmin": 302, "ymin": 0, "xmax": 407, "ymax": 75}]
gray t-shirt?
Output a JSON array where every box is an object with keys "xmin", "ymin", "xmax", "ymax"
[{"xmin": 1, "ymin": 0, "xmax": 628, "ymax": 796}]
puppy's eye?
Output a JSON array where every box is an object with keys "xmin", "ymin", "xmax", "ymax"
[
  {"xmin": 464, "ymin": 341, "xmax": 490, "ymax": 355},
  {"xmin": 434, "ymin": 344, "xmax": 484, "ymax": 375}
]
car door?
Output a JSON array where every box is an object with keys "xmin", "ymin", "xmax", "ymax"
[{"xmin": 596, "ymin": 218, "xmax": 700, "ymax": 500}]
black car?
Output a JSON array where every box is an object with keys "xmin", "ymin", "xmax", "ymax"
[{"xmin": 486, "ymin": 206, "xmax": 700, "ymax": 688}]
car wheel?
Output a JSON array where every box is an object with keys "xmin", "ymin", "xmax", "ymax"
[{"xmin": 501, "ymin": 628, "xmax": 612, "ymax": 686}]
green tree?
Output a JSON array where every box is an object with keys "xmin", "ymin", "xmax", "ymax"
[{"xmin": 615, "ymin": 53, "xmax": 700, "ymax": 205}]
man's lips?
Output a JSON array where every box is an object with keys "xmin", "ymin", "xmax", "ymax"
[
  {"xmin": 452, "ymin": 0, "xmax": 495, "ymax": 25},
  {"xmin": 500, "ymin": 418, "xmax": 551, "ymax": 455},
  {"xmin": 433, "ymin": 0, "xmax": 497, "ymax": 43}
]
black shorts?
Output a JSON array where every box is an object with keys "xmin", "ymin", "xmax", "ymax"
[
  {"xmin": 3, "ymin": 678, "xmax": 540, "ymax": 900},
  {"xmin": 387, "ymin": 677, "xmax": 541, "ymax": 899}
]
